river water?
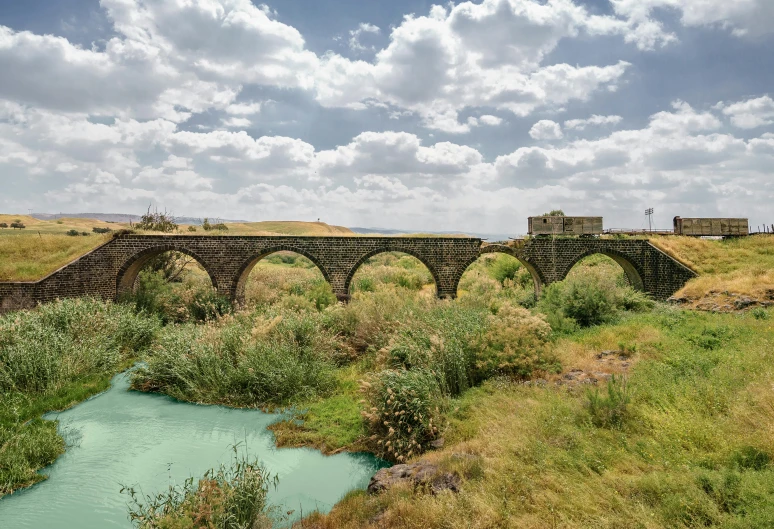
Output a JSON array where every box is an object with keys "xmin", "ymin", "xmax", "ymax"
[{"xmin": 0, "ymin": 371, "xmax": 388, "ymax": 528}]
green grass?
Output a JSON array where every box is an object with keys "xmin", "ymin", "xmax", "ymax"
[{"xmin": 306, "ymin": 307, "xmax": 774, "ymax": 528}]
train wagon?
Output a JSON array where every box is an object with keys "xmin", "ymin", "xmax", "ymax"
[
  {"xmin": 673, "ymin": 217, "xmax": 748, "ymax": 237},
  {"xmin": 528, "ymin": 216, "xmax": 603, "ymax": 236}
]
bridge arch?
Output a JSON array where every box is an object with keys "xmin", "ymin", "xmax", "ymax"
[
  {"xmin": 454, "ymin": 244, "xmax": 546, "ymax": 298},
  {"xmin": 561, "ymin": 249, "xmax": 645, "ymax": 291},
  {"xmin": 116, "ymin": 245, "xmax": 218, "ymax": 298},
  {"xmin": 232, "ymin": 246, "xmax": 332, "ymax": 305},
  {"xmin": 344, "ymin": 248, "xmax": 441, "ymax": 298}
]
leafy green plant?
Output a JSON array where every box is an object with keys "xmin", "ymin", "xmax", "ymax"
[
  {"xmin": 586, "ymin": 375, "xmax": 631, "ymax": 429},
  {"xmin": 751, "ymin": 307, "xmax": 769, "ymax": 320},
  {"xmin": 476, "ymin": 303, "xmax": 558, "ymax": 380},
  {"xmin": 360, "ymin": 369, "xmax": 445, "ymax": 462},
  {"xmin": 122, "ymin": 447, "xmax": 278, "ymax": 529}
]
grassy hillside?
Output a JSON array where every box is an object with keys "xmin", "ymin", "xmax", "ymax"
[
  {"xmin": 0, "ymin": 217, "xmax": 354, "ymax": 282},
  {"xmin": 206, "ymin": 220, "xmax": 353, "ymax": 236},
  {"xmin": 649, "ymin": 235, "xmax": 774, "ymax": 307}
]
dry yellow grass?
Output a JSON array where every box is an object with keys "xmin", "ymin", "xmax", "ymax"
[
  {"xmin": 649, "ymin": 236, "xmax": 774, "ymax": 301},
  {"xmin": 0, "ymin": 233, "xmax": 112, "ymax": 281},
  {"xmin": 182, "ymin": 220, "xmax": 354, "ymax": 236}
]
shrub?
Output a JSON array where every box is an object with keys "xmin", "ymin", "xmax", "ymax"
[
  {"xmin": 65, "ymin": 229, "xmax": 80, "ymax": 236},
  {"xmin": 202, "ymin": 218, "xmax": 212, "ymax": 231},
  {"xmin": 586, "ymin": 375, "xmax": 631, "ymax": 429},
  {"xmin": 476, "ymin": 303, "xmax": 558, "ymax": 380},
  {"xmin": 10, "ymin": 221, "xmax": 25, "ymax": 229},
  {"xmin": 382, "ymin": 303, "xmax": 486, "ymax": 396},
  {"xmin": 127, "ymin": 269, "xmax": 231, "ymax": 324},
  {"xmin": 489, "ymin": 254, "xmax": 522, "ymax": 284},
  {"xmin": 0, "ymin": 298, "xmax": 159, "ymax": 396},
  {"xmin": 538, "ymin": 274, "xmax": 619, "ymax": 330},
  {"xmin": 360, "ymin": 369, "xmax": 445, "ymax": 462},
  {"xmin": 92, "ymin": 227, "xmax": 112, "ymax": 234},
  {"xmin": 187, "ymin": 225, "xmax": 197, "ymax": 232},
  {"xmin": 0, "ymin": 223, "xmax": 7, "ymax": 229},
  {"xmin": 123, "ymin": 450, "xmax": 277, "ymax": 529},
  {"xmin": 135, "ymin": 206, "xmax": 177, "ymax": 232},
  {"xmin": 751, "ymin": 307, "xmax": 769, "ymax": 320},
  {"xmin": 212, "ymin": 223, "xmax": 229, "ymax": 231}
]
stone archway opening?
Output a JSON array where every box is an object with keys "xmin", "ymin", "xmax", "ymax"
[
  {"xmin": 116, "ymin": 246, "xmax": 222, "ymax": 323},
  {"xmin": 116, "ymin": 247, "xmax": 217, "ymax": 299},
  {"xmin": 235, "ymin": 249, "xmax": 335, "ymax": 310},
  {"xmin": 456, "ymin": 251, "xmax": 542, "ymax": 306},
  {"xmin": 346, "ymin": 251, "xmax": 437, "ymax": 298},
  {"xmin": 565, "ymin": 252, "xmax": 645, "ymax": 292}
]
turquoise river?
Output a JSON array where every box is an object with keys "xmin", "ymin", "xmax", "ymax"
[{"xmin": 0, "ymin": 370, "xmax": 388, "ymax": 528}]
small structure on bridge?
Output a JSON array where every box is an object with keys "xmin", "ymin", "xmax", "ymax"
[
  {"xmin": 673, "ymin": 217, "xmax": 749, "ymax": 237},
  {"xmin": 528, "ymin": 216, "xmax": 603, "ymax": 236}
]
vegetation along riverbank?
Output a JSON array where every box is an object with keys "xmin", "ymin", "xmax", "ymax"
[{"xmin": 1, "ymin": 223, "xmax": 773, "ymax": 528}]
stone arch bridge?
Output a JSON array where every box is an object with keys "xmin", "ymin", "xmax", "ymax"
[{"xmin": 0, "ymin": 234, "xmax": 696, "ymax": 313}]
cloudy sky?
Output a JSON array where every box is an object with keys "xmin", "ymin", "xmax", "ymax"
[{"xmin": 1, "ymin": 0, "xmax": 773, "ymax": 234}]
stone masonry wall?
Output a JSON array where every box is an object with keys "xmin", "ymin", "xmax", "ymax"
[{"xmin": 0, "ymin": 234, "xmax": 696, "ymax": 313}]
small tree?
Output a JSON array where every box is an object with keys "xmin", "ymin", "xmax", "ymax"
[
  {"xmin": 0, "ymin": 223, "xmax": 7, "ymax": 229},
  {"xmin": 136, "ymin": 206, "xmax": 178, "ymax": 233},
  {"xmin": 543, "ymin": 209, "xmax": 566, "ymax": 216},
  {"xmin": 202, "ymin": 218, "xmax": 212, "ymax": 231},
  {"xmin": 10, "ymin": 222, "xmax": 26, "ymax": 229}
]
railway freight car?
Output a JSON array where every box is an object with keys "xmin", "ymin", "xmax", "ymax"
[
  {"xmin": 673, "ymin": 217, "xmax": 748, "ymax": 237},
  {"xmin": 528, "ymin": 216, "xmax": 603, "ymax": 236}
]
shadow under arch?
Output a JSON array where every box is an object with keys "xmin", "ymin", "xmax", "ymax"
[
  {"xmin": 561, "ymin": 249, "xmax": 646, "ymax": 291},
  {"xmin": 232, "ymin": 246, "xmax": 332, "ymax": 305},
  {"xmin": 457, "ymin": 245, "xmax": 545, "ymax": 298},
  {"xmin": 344, "ymin": 248, "xmax": 441, "ymax": 297},
  {"xmin": 116, "ymin": 245, "xmax": 218, "ymax": 299}
]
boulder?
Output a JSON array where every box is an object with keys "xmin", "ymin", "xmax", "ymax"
[{"xmin": 368, "ymin": 462, "xmax": 460, "ymax": 495}]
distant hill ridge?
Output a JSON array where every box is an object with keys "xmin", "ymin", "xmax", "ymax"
[{"xmin": 31, "ymin": 213, "xmax": 250, "ymax": 225}]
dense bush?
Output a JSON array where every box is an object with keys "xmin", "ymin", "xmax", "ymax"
[
  {"xmin": 538, "ymin": 268, "xmax": 654, "ymax": 332},
  {"xmin": 131, "ymin": 309, "xmax": 338, "ymax": 406},
  {"xmin": 0, "ymin": 298, "xmax": 159, "ymax": 395},
  {"xmin": 123, "ymin": 450, "xmax": 277, "ymax": 529},
  {"xmin": 381, "ymin": 303, "xmax": 486, "ymax": 396},
  {"xmin": 128, "ymin": 269, "xmax": 232, "ymax": 324},
  {"xmin": 360, "ymin": 369, "xmax": 445, "ymax": 462},
  {"xmin": 476, "ymin": 303, "xmax": 558, "ymax": 380}
]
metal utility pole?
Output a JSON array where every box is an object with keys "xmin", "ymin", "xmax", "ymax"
[{"xmin": 645, "ymin": 208, "xmax": 654, "ymax": 231}]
